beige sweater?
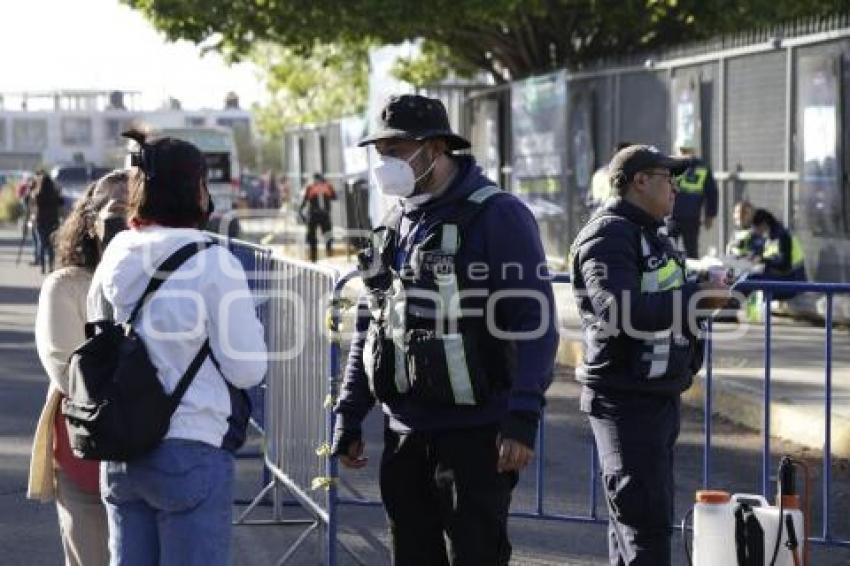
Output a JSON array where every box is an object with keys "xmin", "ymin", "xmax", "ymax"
[{"xmin": 28, "ymin": 267, "xmax": 92, "ymax": 502}]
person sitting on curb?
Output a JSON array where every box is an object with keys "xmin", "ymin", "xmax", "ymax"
[
  {"xmin": 726, "ymin": 199, "xmax": 764, "ymax": 259},
  {"xmin": 745, "ymin": 208, "xmax": 807, "ymax": 301}
]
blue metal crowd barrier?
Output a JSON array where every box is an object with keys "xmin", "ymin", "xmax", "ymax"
[
  {"xmin": 725, "ymin": 280, "xmax": 850, "ymax": 549},
  {"xmin": 217, "ymin": 237, "xmax": 850, "ymax": 564}
]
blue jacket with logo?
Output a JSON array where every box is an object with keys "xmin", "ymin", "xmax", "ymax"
[
  {"xmin": 334, "ymin": 156, "xmax": 558, "ymax": 447},
  {"xmin": 570, "ymin": 199, "xmax": 705, "ymax": 396}
]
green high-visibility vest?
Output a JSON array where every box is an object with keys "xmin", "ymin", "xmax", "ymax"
[
  {"xmin": 639, "ymin": 234, "xmax": 686, "ymax": 293},
  {"xmin": 676, "ymin": 166, "xmax": 708, "ymax": 195},
  {"xmin": 727, "ymin": 229, "xmax": 755, "ymax": 257},
  {"xmin": 763, "ymin": 234, "xmax": 805, "ymax": 272},
  {"xmin": 638, "ymin": 232, "xmax": 687, "ymax": 379}
]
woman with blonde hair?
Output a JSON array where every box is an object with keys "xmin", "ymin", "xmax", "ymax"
[{"xmin": 28, "ymin": 170, "xmax": 129, "ymax": 566}]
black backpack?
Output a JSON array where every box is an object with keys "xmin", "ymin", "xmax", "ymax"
[{"xmin": 62, "ymin": 240, "xmax": 215, "ymax": 462}]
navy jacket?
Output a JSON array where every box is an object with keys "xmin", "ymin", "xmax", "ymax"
[
  {"xmin": 761, "ymin": 225, "xmax": 806, "ymax": 281},
  {"xmin": 672, "ymin": 159, "xmax": 718, "ymax": 221},
  {"xmin": 570, "ymin": 199, "xmax": 704, "ymax": 396},
  {"xmin": 334, "ymin": 156, "xmax": 558, "ymax": 447}
]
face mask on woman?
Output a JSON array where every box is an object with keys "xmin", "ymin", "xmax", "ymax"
[
  {"xmin": 98, "ymin": 216, "xmax": 127, "ymax": 250},
  {"xmin": 372, "ymin": 144, "xmax": 436, "ymax": 198}
]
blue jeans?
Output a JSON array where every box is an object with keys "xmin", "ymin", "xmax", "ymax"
[{"xmin": 101, "ymin": 439, "xmax": 234, "ymax": 566}]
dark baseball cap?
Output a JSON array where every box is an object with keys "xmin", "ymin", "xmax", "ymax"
[
  {"xmin": 608, "ymin": 144, "xmax": 692, "ymax": 187},
  {"xmin": 358, "ymin": 94, "xmax": 470, "ymax": 150}
]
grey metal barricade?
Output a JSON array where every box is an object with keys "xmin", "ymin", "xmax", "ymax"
[{"xmin": 232, "ymin": 253, "xmax": 340, "ymax": 564}]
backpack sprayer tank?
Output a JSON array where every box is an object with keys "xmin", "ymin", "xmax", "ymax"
[{"xmin": 691, "ymin": 457, "xmax": 806, "ymax": 566}]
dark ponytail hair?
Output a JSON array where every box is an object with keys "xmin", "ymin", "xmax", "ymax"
[
  {"xmin": 751, "ymin": 208, "xmax": 778, "ymax": 230},
  {"xmin": 123, "ymin": 128, "xmax": 207, "ymax": 228}
]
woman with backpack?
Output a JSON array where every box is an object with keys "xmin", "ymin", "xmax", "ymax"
[
  {"xmin": 30, "ymin": 172, "xmax": 64, "ymax": 274},
  {"xmin": 29, "ymin": 170, "xmax": 130, "ymax": 566},
  {"xmin": 86, "ymin": 131, "xmax": 267, "ymax": 565}
]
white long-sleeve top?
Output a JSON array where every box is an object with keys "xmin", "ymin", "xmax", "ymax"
[
  {"xmin": 29, "ymin": 266, "xmax": 92, "ymax": 501},
  {"xmin": 87, "ymin": 225, "xmax": 267, "ymax": 449}
]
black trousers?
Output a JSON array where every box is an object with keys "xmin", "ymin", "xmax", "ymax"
[
  {"xmin": 35, "ymin": 223, "xmax": 57, "ymax": 273},
  {"xmin": 305, "ymin": 212, "xmax": 332, "ymax": 262},
  {"xmin": 667, "ymin": 217, "xmax": 700, "ymax": 259},
  {"xmin": 584, "ymin": 388, "xmax": 680, "ymax": 566},
  {"xmin": 379, "ymin": 424, "xmax": 517, "ymax": 566}
]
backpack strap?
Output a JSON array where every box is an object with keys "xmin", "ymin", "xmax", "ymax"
[
  {"xmin": 131, "ymin": 239, "xmax": 218, "ymax": 412},
  {"xmin": 127, "ymin": 240, "xmax": 216, "ymax": 325},
  {"xmin": 169, "ymin": 338, "xmax": 212, "ymax": 409}
]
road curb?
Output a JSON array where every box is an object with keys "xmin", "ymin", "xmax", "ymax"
[{"xmin": 682, "ymin": 376, "xmax": 850, "ymax": 458}]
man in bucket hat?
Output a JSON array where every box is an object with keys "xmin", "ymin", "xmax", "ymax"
[{"xmin": 332, "ymin": 94, "xmax": 558, "ymax": 565}]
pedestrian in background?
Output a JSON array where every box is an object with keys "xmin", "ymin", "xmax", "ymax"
[
  {"xmin": 298, "ymin": 172, "xmax": 336, "ymax": 262},
  {"xmin": 16, "ymin": 175, "xmax": 39, "ymax": 264},
  {"xmin": 29, "ymin": 170, "xmax": 129, "ymax": 566},
  {"xmin": 31, "ymin": 172, "xmax": 64, "ymax": 273},
  {"xmin": 264, "ymin": 169, "xmax": 280, "ymax": 209},
  {"xmin": 570, "ymin": 145, "xmax": 729, "ymax": 565},
  {"xmin": 332, "ymin": 94, "xmax": 558, "ymax": 565},
  {"xmin": 667, "ymin": 144, "xmax": 718, "ymax": 258},
  {"xmin": 88, "ymin": 131, "xmax": 266, "ymax": 565}
]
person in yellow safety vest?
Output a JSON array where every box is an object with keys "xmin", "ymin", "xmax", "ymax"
[
  {"xmin": 587, "ymin": 142, "xmax": 632, "ymax": 211},
  {"xmin": 747, "ymin": 208, "xmax": 807, "ymax": 300},
  {"xmin": 667, "ymin": 145, "xmax": 718, "ymax": 259},
  {"xmin": 726, "ymin": 200, "xmax": 765, "ymax": 258}
]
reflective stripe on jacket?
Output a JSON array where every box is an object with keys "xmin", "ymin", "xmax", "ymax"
[{"xmin": 569, "ymin": 199, "xmax": 704, "ymax": 395}]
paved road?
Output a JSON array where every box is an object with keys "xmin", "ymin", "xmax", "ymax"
[{"xmin": 2, "ymin": 225, "xmax": 849, "ymax": 565}]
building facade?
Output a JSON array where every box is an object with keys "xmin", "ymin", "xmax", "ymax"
[{"xmin": 0, "ymin": 89, "xmax": 252, "ymax": 170}]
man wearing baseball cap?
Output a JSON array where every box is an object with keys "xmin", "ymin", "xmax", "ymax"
[
  {"xmin": 332, "ymin": 94, "xmax": 558, "ymax": 565},
  {"xmin": 569, "ymin": 145, "xmax": 729, "ymax": 564}
]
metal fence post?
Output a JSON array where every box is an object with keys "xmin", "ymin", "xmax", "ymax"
[
  {"xmin": 762, "ymin": 291, "xmax": 773, "ymax": 498},
  {"xmin": 703, "ymin": 317, "xmax": 713, "ymax": 488},
  {"xmin": 823, "ymin": 293, "xmax": 834, "ymax": 542}
]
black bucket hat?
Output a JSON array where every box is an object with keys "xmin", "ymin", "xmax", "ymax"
[{"xmin": 358, "ymin": 94, "xmax": 470, "ymax": 150}]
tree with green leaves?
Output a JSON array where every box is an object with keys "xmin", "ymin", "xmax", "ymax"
[
  {"xmin": 127, "ymin": 0, "xmax": 846, "ymax": 82},
  {"xmin": 125, "ymin": 0, "xmax": 847, "ymax": 137},
  {"xmin": 249, "ymin": 41, "xmax": 370, "ymax": 138}
]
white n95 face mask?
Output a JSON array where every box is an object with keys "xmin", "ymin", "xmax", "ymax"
[{"xmin": 372, "ymin": 144, "xmax": 436, "ymax": 198}]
